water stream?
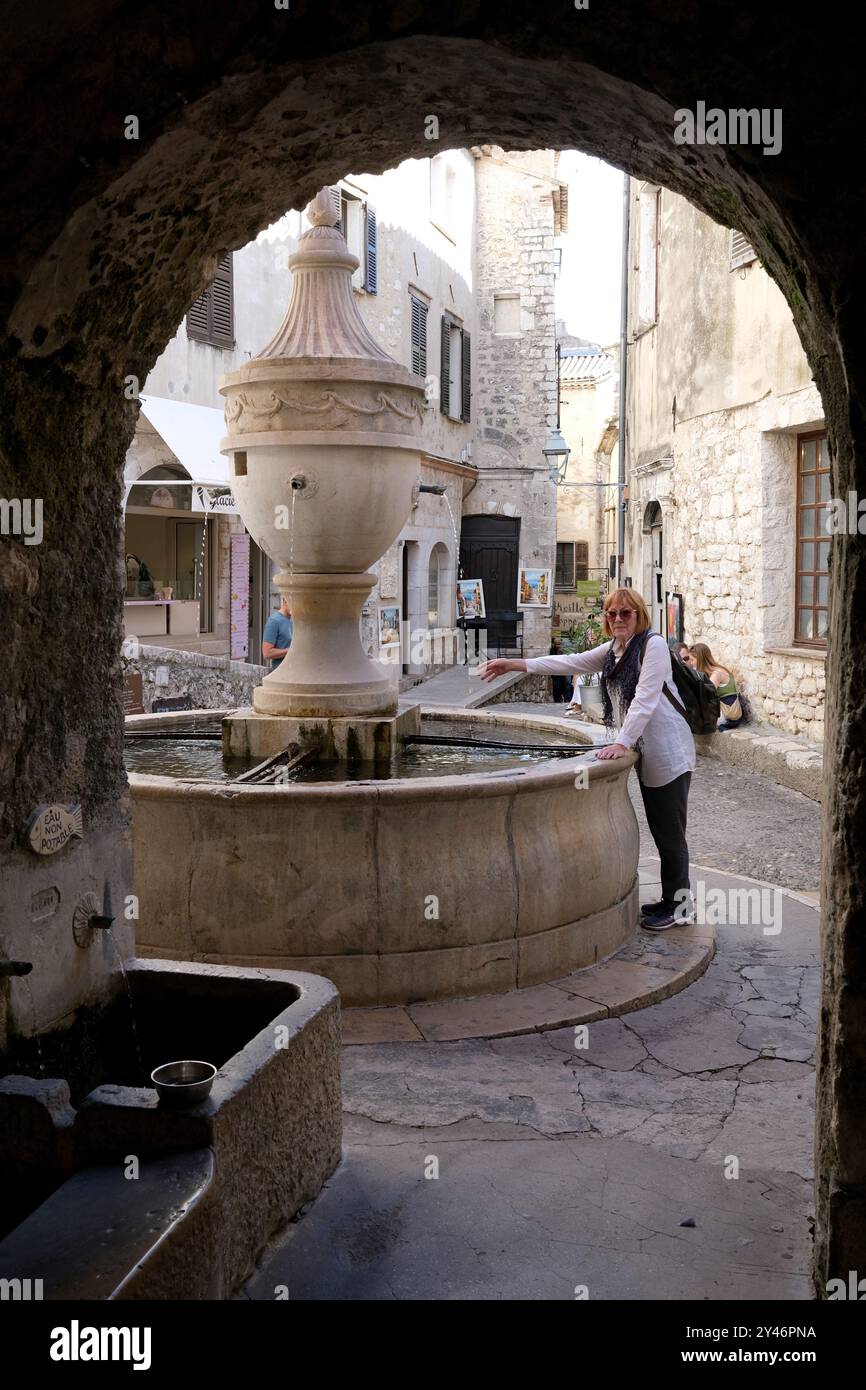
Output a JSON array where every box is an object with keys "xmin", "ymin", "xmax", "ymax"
[
  {"xmin": 21, "ymin": 975, "xmax": 45, "ymax": 1078},
  {"xmin": 195, "ymin": 500, "xmax": 209, "ymax": 612},
  {"xmin": 107, "ymin": 929, "xmax": 146, "ymax": 1086},
  {"xmin": 443, "ymin": 492, "xmax": 463, "ymax": 580},
  {"xmin": 289, "ymin": 483, "xmax": 297, "ymax": 584}
]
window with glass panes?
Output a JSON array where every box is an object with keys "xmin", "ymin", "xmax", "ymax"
[{"xmin": 795, "ymin": 431, "xmax": 831, "ymax": 646}]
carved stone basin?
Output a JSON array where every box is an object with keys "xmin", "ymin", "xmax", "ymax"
[
  {"xmin": 0, "ymin": 959, "xmax": 341, "ymax": 1298},
  {"xmin": 130, "ymin": 709, "xmax": 641, "ymax": 1007}
]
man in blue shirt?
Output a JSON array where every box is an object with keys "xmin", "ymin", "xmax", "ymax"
[{"xmin": 262, "ymin": 598, "xmax": 293, "ymax": 670}]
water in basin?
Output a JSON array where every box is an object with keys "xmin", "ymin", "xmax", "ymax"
[{"xmin": 124, "ymin": 717, "xmax": 589, "ymax": 782}]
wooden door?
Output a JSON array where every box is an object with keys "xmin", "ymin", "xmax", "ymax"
[{"xmin": 459, "ymin": 515, "xmax": 521, "ymax": 650}]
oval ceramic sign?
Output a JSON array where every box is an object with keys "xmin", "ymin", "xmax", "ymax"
[{"xmin": 27, "ymin": 804, "xmax": 84, "ymax": 855}]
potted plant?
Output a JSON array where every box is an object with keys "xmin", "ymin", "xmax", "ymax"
[{"xmin": 564, "ymin": 612, "xmax": 605, "ymax": 720}]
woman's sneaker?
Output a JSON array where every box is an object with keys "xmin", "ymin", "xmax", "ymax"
[
  {"xmin": 642, "ymin": 895, "xmax": 695, "ymax": 930},
  {"xmin": 639, "ymin": 900, "xmax": 666, "ymax": 920},
  {"xmin": 641, "ymin": 905, "xmax": 676, "ymax": 930}
]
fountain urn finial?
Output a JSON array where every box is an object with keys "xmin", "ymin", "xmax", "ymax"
[{"xmin": 219, "ymin": 187, "xmax": 426, "ymax": 719}]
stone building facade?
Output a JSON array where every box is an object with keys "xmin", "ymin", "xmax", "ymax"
[
  {"xmin": 346, "ymin": 145, "xmax": 565, "ymax": 665},
  {"xmin": 123, "ymin": 218, "xmax": 300, "ymax": 660},
  {"xmin": 127, "ymin": 146, "xmax": 566, "ymax": 675},
  {"xmin": 466, "ymin": 147, "xmax": 565, "ymax": 656},
  {"xmin": 334, "ymin": 150, "xmax": 477, "ymax": 673},
  {"xmin": 555, "ymin": 338, "xmax": 619, "ymax": 628},
  {"xmin": 624, "ymin": 180, "xmax": 827, "ymax": 741}
]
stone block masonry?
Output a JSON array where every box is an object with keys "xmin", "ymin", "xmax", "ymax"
[
  {"xmin": 627, "ymin": 383, "xmax": 827, "ymax": 743},
  {"xmin": 124, "ymin": 644, "xmax": 267, "ymax": 713},
  {"xmin": 470, "ymin": 149, "xmax": 560, "ymax": 655},
  {"xmin": 484, "ymin": 673, "xmax": 553, "ymax": 704}
]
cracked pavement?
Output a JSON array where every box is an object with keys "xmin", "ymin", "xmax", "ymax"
[{"xmin": 242, "ymin": 759, "xmax": 821, "ymax": 1300}]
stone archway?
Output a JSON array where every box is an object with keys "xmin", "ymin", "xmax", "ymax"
[
  {"xmin": 2, "ymin": 4, "xmax": 864, "ymax": 1293},
  {"xmin": 641, "ymin": 500, "xmax": 665, "ymax": 633}
]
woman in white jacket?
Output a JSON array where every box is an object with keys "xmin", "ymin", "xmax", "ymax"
[{"xmin": 480, "ymin": 588, "xmax": 695, "ymax": 929}]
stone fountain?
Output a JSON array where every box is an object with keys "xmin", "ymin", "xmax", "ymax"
[
  {"xmin": 220, "ymin": 187, "xmax": 425, "ymax": 763},
  {"xmin": 125, "ymin": 188, "xmax": 643, "ymax": 1008}
]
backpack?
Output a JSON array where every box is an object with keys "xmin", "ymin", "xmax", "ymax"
[{"xmin": 640, "ymin": 634, "xmax": 720, "ymax": 735}]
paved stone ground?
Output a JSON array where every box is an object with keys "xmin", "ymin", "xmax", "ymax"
[
  {"xmin": 242, "ymin": 745, "xmax": 822, "ymax": 1302},
  {"xmin": 632, "ymin": 759, "xmax": 821, "ymax": 893},
  {"xmin": 481, "ymin": 699, "xmax": 823, "ymax": 892}
]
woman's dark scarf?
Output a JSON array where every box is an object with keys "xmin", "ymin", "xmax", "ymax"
[{"xmin": 601, "ymin": 629, "xmax": 652, "ymax": 745}]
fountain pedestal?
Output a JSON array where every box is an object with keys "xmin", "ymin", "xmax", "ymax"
[
  {"xmin": 218, "ymin": 187, "xmax": 426, "ymax": 754},
  {"xmin": 224, "ymin": 701, "xmax": 421, "ymax": 764},
  {"xmin": 254, "ymin": 571, "xmax": 394, "ymax": 719}
]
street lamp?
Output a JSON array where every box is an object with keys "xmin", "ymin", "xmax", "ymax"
[
  {"xmin": 544, "ymin": 343, "xmax": 571, "ymax": 483},
  {"xmin": 543, "ymin": 426, "xmax": 571, "ymax": 484}
]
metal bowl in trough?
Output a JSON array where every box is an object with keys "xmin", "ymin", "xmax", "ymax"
[{"xmin": 151, "ymin": 1059, "xmax": 217, "ymax": 1108}]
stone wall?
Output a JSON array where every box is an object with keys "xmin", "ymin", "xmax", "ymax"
[
  {"xmin": 625, "ymin": 185, "xmax": 827, "ymax": 742},
  {"xmin": 349, "ymin": 152, "xmax": 476, "ymax": 465},
  {"xmin": 469, "ymin": 148, "xmax": 560, "ymax": 656},
  {"xmin": 364, "ymin": 461, "xmax": 471, "ymax": 674},
  {"xmin": 627, "ymin": 384, "xmax": 827, "ymax": 743},
  {"xmin": 0, "ymin": 381, "xmax": 134, "ymax": 1043},
  {"xmin": 123, "ymin": 644, "xmax": 267, "ymax": 712},
  {"xmin": 358, "ymin": 148, "xmax": 563, "ymax": 672},
  {"xmin": 557, "ymin": 351, "xmax": 619, "ymax": 581},
  {"xmin": 484, "ymin": 673, "xmax": 554, "ymax": 704}
]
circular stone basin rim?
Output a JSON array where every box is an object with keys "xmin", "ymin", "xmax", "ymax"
[{"xmin": 124, "ymin": 709, "xmax": 633, "ymax": 797}]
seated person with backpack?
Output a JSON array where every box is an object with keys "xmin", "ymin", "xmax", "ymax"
[
  {"xmin": 480, "ymin": 589, "xmax": 720, "ymax": 930},
  {"xmin": 685, "ymin": 643, "xmax": 743, "ymax": 730}
]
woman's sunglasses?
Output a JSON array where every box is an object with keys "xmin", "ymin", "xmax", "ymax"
[{"xmin": 605, "ymin": 608, "xmax": 636, "ymax": 620}]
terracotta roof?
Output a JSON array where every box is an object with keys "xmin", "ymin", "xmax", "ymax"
[{"xmin": 560, "ymin": 351, "xmax": 615, "ymax": 383}]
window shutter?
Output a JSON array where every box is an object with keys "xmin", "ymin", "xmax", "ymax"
[
  {"xmin": 556, "ymin": 543, "xmax": 575, "ymax": 588},
  {"xmin": 364, "ymin": 204, "xmax": 378, "ymax": 294},
  {"xmin": 329, "ymin": 185, "xmax": 342, "ymax": 234},
  {"xmin": 440, "ymin": 315, "xmax": 451, "ymax": 416},
  {"xmin": 460, "ymin": 329, "xmax": 471, "ymax": 422},
  {"xmin": 210, "ymin": 254, "xmax": 234, "ymax": 346},
  {"xmin": 186, "ymin": 253, "xmax": 233, "ymax": 347},
  {"xmin": 552, "ymin": 183, "xmax": 569, "ymax": 236},
  {"xmin": 555, "ymin": 544, "xmax": 566, "ymax": 587},
  {"xmin": 730, "ymin": 228, "xmax": 758, "ymax": 270},
  {"xmin": 410, "ymin": 295, "xmax": 428, "ymax": 377},
  {"xmin": 575, "ymin": 541, "xmax": 589, "ymax": 582},
  {"xmin": 186, "ymin": 290, "xmax": 210, "ymax": 342}
]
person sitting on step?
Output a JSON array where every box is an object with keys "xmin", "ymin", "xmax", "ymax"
[{"xmin": 686, "ymin": 642, "xmax": 744, "ymax": 730}]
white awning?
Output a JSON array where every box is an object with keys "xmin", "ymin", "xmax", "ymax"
[{"xmin": 138, "ymin": 395, "xmax": 230, "ymax": 487}]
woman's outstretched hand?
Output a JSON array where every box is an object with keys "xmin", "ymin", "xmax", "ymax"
[
  {"xmin": 595, "ymin": 742, "xmax": 629, "ymax": 760},
  {"xmin": 478, "ymin": 659, "xmax": 513, "ymax": 682}
]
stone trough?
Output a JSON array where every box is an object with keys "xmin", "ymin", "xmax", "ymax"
[{"xmin": 0, "ymin": 959, "xmax": 341, "ymax": 1299}]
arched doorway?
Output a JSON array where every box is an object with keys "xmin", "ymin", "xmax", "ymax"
[
  {"xmin": 642, "ymin": 500, "xmax": 664, "ymax": 634},
  {"xmin": 400, "ymin": 539, "xmax": 422, "ymax": 675},
  {"xmin": 123, "ymin": 462, "xmax": 217, "ymax": 647},
  {"xmin": 3, "ymin": 9, "xmax": 865, "ymax": 1291}
]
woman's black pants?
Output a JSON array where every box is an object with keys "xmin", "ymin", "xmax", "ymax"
[{"xmin": 638, "ymin": 770, "xmax": 692, "ymax": 908}]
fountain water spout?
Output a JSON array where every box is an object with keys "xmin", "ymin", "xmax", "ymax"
[{"xmin": 0, "ymin": 960, "xmax": 33, "ymax": 977}]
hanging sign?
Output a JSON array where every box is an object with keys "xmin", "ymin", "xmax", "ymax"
[{"xmin": 123, "ymin": 671, "xmax": 144, "ymax": 714}]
